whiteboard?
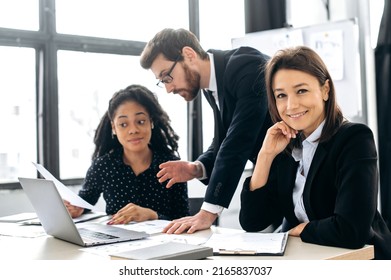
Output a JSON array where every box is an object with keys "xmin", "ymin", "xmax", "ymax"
[{"xmin": 232, "ymin": 19, "xmax": 364, "ymax": 124}]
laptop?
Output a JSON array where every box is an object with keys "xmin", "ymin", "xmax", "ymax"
[{"xmin": 18, "ymin": 177, "xmax": 149, "ymax": 247}]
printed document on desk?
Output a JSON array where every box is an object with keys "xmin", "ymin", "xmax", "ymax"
[
  {"xmin": 204, "ymin": 231, "xmax": 288, "ymax": 256},
  {"xmin": 113, "ymin": 219, "xmax": 171, "ymax": 235},
  {"xmin": 0, "ymin": 212, "xmax": 37, "ymax": 223}
]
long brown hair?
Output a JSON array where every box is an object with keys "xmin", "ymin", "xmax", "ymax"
[{"xmin": 264, "ymin": 46, "xmax": 344, "ymax": 145}]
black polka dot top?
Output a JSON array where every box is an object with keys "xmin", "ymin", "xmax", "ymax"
[{"xmin": 78, "ymin": 148, "xmax": 189, "ymax": 220}]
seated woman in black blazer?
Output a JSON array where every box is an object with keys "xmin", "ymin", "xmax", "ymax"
[{"xmin": 239, "ymin": 46, "xmax": 391, "ymax": 259}]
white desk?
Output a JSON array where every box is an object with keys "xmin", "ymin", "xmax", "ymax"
[{"xmin": 0, "ymin": 223, "xmax": 374, "ymax": 260}]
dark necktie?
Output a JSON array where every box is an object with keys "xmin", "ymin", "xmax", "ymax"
[{"xmin": 203, "ymin": 90, "xmax": 224, "ymax": 154}]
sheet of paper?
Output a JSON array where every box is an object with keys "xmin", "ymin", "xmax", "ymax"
[
  {"xmin": 113, "ymin": 220, "xmax": 212, "ymax": 244},
  {"xmin": 308, "ymin": 29, "xmax": 344, "ymax": 80},
  {"xmin": 112, "ymin": 219, "xmax": 171, "ymax": 235},
  {"xmin": 80, "ymin": 237, "xmax": 166, "ymax": 257},
  {"xmin": 32, "ymin": 162, "xmax": 93, "ymax": 209},
  {"xmin": 153, "ymin": 232, "xmax": 211, "ymax": 246},
  {"xmin": 0, "ymin": 223, "xmax": 46, "ymax": 238},
  {"xmin": 0, "ymin": 212, "xmax": 37, "ymax": 223}
]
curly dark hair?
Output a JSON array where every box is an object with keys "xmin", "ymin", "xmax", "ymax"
[{"xmin": 92, "ymin": 84, "xmax": 179, "ymax": 160}]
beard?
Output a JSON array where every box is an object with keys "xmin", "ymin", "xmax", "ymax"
[{"xmin": 174, "ymin": 63, "xmax": 201, "ymax": 101}]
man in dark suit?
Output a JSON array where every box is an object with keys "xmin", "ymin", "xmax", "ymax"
[{"xmin": 140, "ymin": 28, "xmax": 272, "ymax": 234}]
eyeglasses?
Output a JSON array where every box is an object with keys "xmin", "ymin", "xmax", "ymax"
[{"xmin": 156, "ymin": 57, "xmax": 179, "ymax": 88}]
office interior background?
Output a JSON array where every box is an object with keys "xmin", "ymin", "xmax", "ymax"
[{"xmin": 0, "ymin": 0, "xmax": 389, "ymax": 230}]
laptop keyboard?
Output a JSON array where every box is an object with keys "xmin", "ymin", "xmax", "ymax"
[{"xmin": 78, "ymin": 228, "xmax": 119, "ymax": 241}]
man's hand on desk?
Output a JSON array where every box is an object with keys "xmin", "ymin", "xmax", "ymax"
[{"xmin": 162, "ymin": 210, "xmax": 217, "ymax": 234}]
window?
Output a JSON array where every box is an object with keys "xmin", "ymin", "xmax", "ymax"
[
  {"xmin": 56, "ymin": 0, "xmax": 189, "ymax": 41},
  {"xmin": 0, "ymin": 0, "xmax": 39, "ymax": 30},
  {"xmin": 57, "ymin": 51, "xmax": 187, "ymax": 179},
  {"xmin": 0, "ymin": 46, "xmax": 37, "ymax": 183},
  {"xmin": 0, "ymin": 0, "xmax": 191, "ymax": 188},
  {"xmin": 199, "ymin": 0, "xmax": 245, "ymax": 50}
]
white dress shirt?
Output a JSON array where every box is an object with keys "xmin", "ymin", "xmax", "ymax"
[
  {"xmin": 291, "ymin": 120, "xmax": 325, "ymax": 223},
  {"xmin": 198, "ymin": 52, "xmax": 224, "ymax": 215}
]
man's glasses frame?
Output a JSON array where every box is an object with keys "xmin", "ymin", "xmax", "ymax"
[{"xmin": 156, "ymin": 57, "xmax": 180, "ymax": 88}]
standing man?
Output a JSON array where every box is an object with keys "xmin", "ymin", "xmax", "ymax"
[{"xmin": 140, "ymin": 28, "xmax": 271, "ymax": 234}]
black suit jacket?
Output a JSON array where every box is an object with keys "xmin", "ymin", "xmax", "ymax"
[
  {"xmin": 240, "ymin": 122, "xmax": 391, "ymax": 259},
  {"xmin": 197, "ymin": 47, "xmax": 272, "ymax": 208}
]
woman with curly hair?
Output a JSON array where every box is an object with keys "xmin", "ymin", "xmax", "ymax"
[{"xmin": 65, "ymin": 84, "xmax": 189, "ymax": 224}]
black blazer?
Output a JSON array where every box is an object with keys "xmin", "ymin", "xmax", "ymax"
[
  {"xmin": 197, "ymin": 47, "xmax": 272, "ymax": 208},
  {"xmin": 240, "ymin": 122, "xmax": 391, "ymax": 259}
]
